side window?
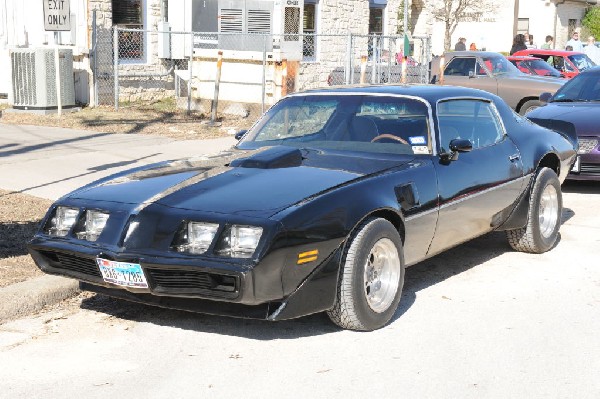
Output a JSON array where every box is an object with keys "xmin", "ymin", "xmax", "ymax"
[
  {"xmin": 437, "ymin": 99, "xmax": 505, "ymax": 152},
  {"xmin": 445, "ymin": 58, "xmax": 476, "ymax": 76}
]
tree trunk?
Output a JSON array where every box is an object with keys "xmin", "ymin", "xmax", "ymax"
[{"xmin": 444, "ymin": 23, "xmax": 451, "ymax": 51}]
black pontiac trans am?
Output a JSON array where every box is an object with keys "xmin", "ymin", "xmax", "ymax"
[{"xmin": 29, "ymin": 85, "xmax": 576, "ymax": 331}]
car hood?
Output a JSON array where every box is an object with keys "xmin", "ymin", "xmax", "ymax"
[
  {"xmin": 497, "ymin": 73, "xmax": 565, "ymax": 87},
  {"xmin": 527, "ymin": 103, "xmax": 599, "ymax": 136},
  {"xmin": 67, "ymin": 146, "xmax": 414, "ymax": 219}
]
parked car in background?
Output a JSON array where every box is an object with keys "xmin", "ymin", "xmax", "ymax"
[
  {"xmin": 29, "ymin": 85, "xmax": 576, "ymax": 331},
  {"xmin": 527, "ymin": 66, "xmax": 600, "ymax": 181},
  {"xmin": 430, "ymin": 51, "xmax": 565, "ymax": 115},
  {"xmin": 507, "ymin": 55, "xmax": 565, "ymax": 78},
  {"xmin": 512, "ymin": 49, "xmax": 596, "ymax": 79}
]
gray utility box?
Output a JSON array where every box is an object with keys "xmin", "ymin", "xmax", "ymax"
[{"xmin": 11, "ymin": 48, "xmax": 76, "ymax": 110}]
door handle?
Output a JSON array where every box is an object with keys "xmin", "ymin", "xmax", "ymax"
[{"xmin": 509, "ymin": 154, "xmax": 520, "ymax": 162}]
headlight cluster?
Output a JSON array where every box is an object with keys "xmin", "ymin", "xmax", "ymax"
[
  {"xmin": 45, "ymin": 206, "xmax": 109, "ymax": 242},
  {"xmin": 173, "ymin": 222, "xmax": 263, "ymax": 258}
]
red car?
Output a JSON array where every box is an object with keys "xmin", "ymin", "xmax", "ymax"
[
  {"xmin": 512, "ymin": 49, "xmax": 596, "ymax": 79},
  {"xmin": 506, "ymin": 55, "xmax": 565, "ymax": 78}
]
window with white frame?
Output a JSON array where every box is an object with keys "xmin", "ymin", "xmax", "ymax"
[
  {"xmin": 112, "ymin": 0, "xmax": 145, "ymax": 61},
  {"xmin": 303, "ymin": 0, "xmax": 318, "ymax": 60}
]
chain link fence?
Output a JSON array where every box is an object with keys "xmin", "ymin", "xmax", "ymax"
[{"xmin": 92, "ymin": 18, "xmax": 432, "ymax": 122}]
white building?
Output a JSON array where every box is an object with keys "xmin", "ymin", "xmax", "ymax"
[{"xmin": 409, "ymin": 0, "xmax": 597, "ymax": 55}]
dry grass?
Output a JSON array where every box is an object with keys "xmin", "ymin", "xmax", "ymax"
[
  {"xmin": 0, "ymin": 98, "xmax": 258, "ymax": 140},
  {"xmin": 0, "ymin": 190, "xmax": 53, "ymax": 288}
]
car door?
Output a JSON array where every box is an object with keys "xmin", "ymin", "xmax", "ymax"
[
  {"xmin": 442, "ymin": 56, "xmax": 499, "ymax": 94},
  {"xmin": 428, "ymin": 98, "xmax": 525, "ymax": 256}
]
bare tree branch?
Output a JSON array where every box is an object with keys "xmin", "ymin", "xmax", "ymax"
[{"xmin": 428, "ymin": 0, "xmax": 498, "ymax": 51}]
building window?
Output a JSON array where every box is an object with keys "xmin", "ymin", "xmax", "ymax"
[
  {"xmin": 517, "ymin": 18, "xmax": 529, "ymax": 35},
  {"xmin": 368, "ymin": 2, "xmax": 385, "ymax": 60},
  {"xmin": 568, "ymin": 19, "xmax": 577, "ymax": 37},
  {"xmin": 303, "ymin": 1, "xmax": 317, "ymax": 61},
  {"xmin": 112, "ymin": 0, "xmax": 144, "ymax": 61}
]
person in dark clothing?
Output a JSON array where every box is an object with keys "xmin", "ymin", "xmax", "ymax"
[
  {"xmin": 454, "ymin": 37, "xmax": 467, "ymax": 51},
  {"xmin": 510, "ymin": 34, "xmax": 527, "ymax": 55}
]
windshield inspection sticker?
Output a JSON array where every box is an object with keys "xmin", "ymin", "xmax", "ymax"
[
  {"xmin": 412, "ymin": 146, "xmax": 429, "ymax": 154},
  {"xmin": 409, "ymin": 136, "xmax": 426, "ymax": 145}
]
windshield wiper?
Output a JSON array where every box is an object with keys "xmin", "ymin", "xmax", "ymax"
[{"xmin": 550, "ymin": 98, "xmax": 574, "ymax": 103}]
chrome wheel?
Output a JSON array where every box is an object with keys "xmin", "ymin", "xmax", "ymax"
[
  {"xmin": 364, "ymin": 238, "xmax": 401, "ymax": 313},
  {"xmin": 539, "ymin": 184, "xmax": 559, "ymax": 238}
]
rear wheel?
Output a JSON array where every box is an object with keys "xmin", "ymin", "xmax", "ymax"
[
  {"xmin": 519, "ymin": 99, "xmax": 542, "ymax": 115},
  {"xmin": 327, "ymin": 218, "xmax": 405, "ymax": 331},
  {"xmin": 507, "ymin": 167, "xmax": 562, "ymax": 253}
]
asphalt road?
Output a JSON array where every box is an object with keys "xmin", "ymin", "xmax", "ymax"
[{"xmin": 1, "ymin": 181, "xmax": 599, "ymax": 398}]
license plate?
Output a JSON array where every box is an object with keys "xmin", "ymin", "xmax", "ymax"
[
  {"xmin": 96, "ymin": 258, "xmax": 148, "ymax": 288},
  {"xmin": 572, "ymin": 156, "xmax": 580, "ymax": 173}
]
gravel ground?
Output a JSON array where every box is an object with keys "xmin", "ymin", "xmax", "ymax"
[{"xmin": 0, "ymin": 190, "xmax": 52, "ymax": 287}]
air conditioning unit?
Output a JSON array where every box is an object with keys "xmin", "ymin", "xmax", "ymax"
[{"xmin": 10, "ymin": 48, "xmax": 76, "ymax": 110}]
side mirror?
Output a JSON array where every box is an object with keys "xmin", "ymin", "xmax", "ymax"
[
  {"xmin": 234, "ymin": 130, "xmax": 248, "ymax": 140},
  {"xmin": 449, "ymin": 138, "xmax": 473, "ymax": 153},
  {"xmin": 539, "ymin": 92, "xmax": 553, "ymax": 103},
  {"xmin": 440, "ymin": 139, "xmax": 472, "ymax": 163},
  {"xmin": 468, "ymin": 71, "xmax": 475, "ymax": 78}
]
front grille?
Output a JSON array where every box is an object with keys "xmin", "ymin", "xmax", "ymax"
[
  {"xmin": 580, "ymin": 163, "xmax": 600, "ymax": 175},
  {"xmin": 146, "ymin": 268, "xmax": 239, "ymax": 297},
  {"xmin": 578, "ymin": 138, "xmax": 598, "ymax": 154},
  {"xmin": 41, "ymin": 251, "xmax": 102, "ymax": 278}
]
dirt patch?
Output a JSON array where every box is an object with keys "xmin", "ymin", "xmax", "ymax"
[
  {"xmin": 0, "ymin": 190, "xmax": 53, "ymax": 288},
  {"xmin": 0, "ymin": 98, "xmax": 259, "ymax": 140}
]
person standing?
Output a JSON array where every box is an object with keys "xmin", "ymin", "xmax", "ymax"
[
  {"xmin": 541, "ymin": 35, "xmax": 554, "ymax": 49},
  {"xmin": 524, "ymin": 32, "xmax": 536, "ymax": 48},
  {"xmin": 510, "ymin": 34, "xmax": 527, "ymax": 55},
  {"xmin": 565, "ymin": 31, "xmax": 584, "ymax": 52},
  {"xmin": 454, "ymin": 37, "xmax": 466, "ymax": 51},
  {"xmin": 584, "ymin": 36, "xmax": 600, "ymax": 65}
]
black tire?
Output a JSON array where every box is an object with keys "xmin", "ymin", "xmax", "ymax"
[
  {"xmin": 327, "ymin": 218, "xmax": 405, "ymax": 331},
  {"xmin": 506, "ymin": 167, "xmax": 562, "ymax": 253},
  {"xmin": 519, "ymin": 99, "xmax": 542, "ymax": 115}
]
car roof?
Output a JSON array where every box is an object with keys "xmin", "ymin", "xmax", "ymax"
[
  {"xmin": 444, "ymin": 51, "xmax": 506, "ymax": 58},
  {"xmin": 506, "ymin": 55, "xmax": 542, "ymax": 61},
  {"xmin": 299, "ymin": 84, "xmax": 499, "ymax": 104},
  {"xmin": 513, "ymin": 49, "xmax": 584, "ymax": 56}
]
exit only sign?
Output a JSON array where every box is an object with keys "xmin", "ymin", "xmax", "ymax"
[{"xmin": 43, "ymin": 0, "xmax": 71, "ymax": 31}]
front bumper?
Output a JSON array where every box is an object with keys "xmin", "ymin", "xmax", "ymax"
[
  {"xmin": 568, "ymin": 153, "xmax": 600, "ymax": 181},
  {"xmin": 28, "ymin": 236, "xmax": 343, "ymax": 321}
]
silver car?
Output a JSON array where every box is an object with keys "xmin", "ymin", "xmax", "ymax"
[{"xmin": 430, "ymin": 51, "xmax": 566, "ymax": 115}]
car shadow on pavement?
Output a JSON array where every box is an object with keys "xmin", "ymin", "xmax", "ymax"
[
  {"xmin": 80, "ymin": 229, "xmax": 545, "ymax": 339},
  {"xmin": 0, "ymin": 221, "xmax": 42, "ymax": 258}
]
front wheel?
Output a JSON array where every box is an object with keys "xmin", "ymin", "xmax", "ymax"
[
  {"xmin": 327, "ymin": 218, "xmax": 405, "ymax": 331},
  {"xmin": 506, "ymin": 167, "xmax": 562, "ymax": 253},
  {"xmin": 519, "ymin": 99, "xmax": 542, "ymax": 115}
]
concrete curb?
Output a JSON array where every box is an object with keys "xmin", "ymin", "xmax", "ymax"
[{"xmin": 0, "ymin": 275, "xmax": 79, "ymax": 323}]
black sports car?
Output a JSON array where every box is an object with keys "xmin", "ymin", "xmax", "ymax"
[
  {"xmin": 527, "ymin": 66, "xmax": 600, "ymax": 181},
  {"xmin": 29, "ymin": 85, "xmax": 576, "ymax": 331}
]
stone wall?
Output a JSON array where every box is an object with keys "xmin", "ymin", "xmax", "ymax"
[{"xmin": 297, "ymin": 0, "xmax": 402, "ymax": 91}]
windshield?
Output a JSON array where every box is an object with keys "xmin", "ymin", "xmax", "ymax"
[
  {"xmin": 551, "ymin": 73, "xmax": 600, "ymax": 102},
  {"xmin": 568, "ymin": 54, "xmax": 596, "ymax": 71},
  {"xmin": 238, "ymin": 94, "xmax": 432, "ymax": 155},
  {"xmin": 516, "ymin": 59, "xmax": 562, "ymax": 77},
  {"xmin": 481, "ymin": 56, "xmax": 520, "ymax": 76}
]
